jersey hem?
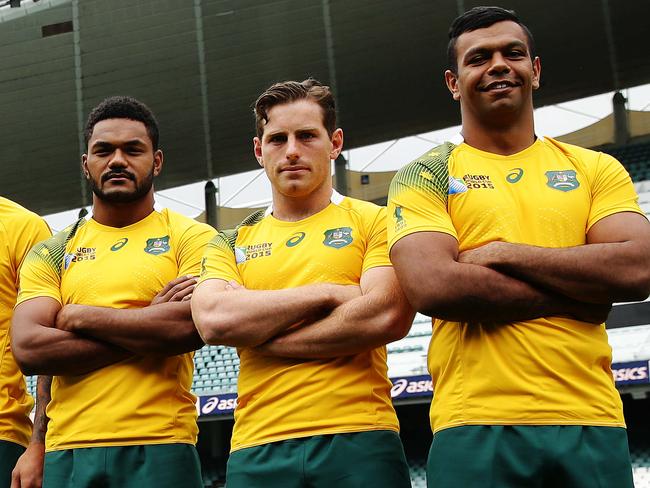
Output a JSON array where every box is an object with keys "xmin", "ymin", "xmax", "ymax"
[
  {"xmin": 45, "ymin": 437, "xmax": 196, "ymax": 452},
  {"xmin": 0, "ymin": 434, "xmax": 29, "ymax": 448},
  {"xmin": 432, "ymin": 419, "xmax": 627, "ymax": 435},
  {"xmin": 586, "ymin": 207, "xmax": 645, "ymax": 233},
  {"xmin": 230, "ymin": 424, "xmax": 399, "ymax": 453}
]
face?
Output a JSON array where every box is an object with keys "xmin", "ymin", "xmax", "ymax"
[
  {"xmin": 82, "ymin": 118, "xmax": 163, "ymax": 204},
  {"xmin": 253, "ymin": 99, "xmax": 343, "ymax": 199},
  {"xmin": 445, "ymin": 21, "xmax": 541, "ymax": 125}
]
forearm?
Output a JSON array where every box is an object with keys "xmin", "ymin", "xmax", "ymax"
[
  {"xmin": 58, "ymin": 302, "xmax": 204, "ymax": 355},
  {"xmin": 410, "ymin": 261, "xmax": 574, "ymax": 322},
  {"xmin": 30, "ymin": 376, "xmax": 51, "ymax": 444},
  {"xmin": 257, "ymin": 287, "xmax": 414, "ymax": 359},
  {"xmin": 192, "ymin": 282, "xmax": 354, "ymax": 347},
  {"xmin": 14, "ymin": 326, "xmax": 129, "ymax": 376},
  {"xmin": 487, "ymin": 241, "xmax": 650, "ymax": 303}
]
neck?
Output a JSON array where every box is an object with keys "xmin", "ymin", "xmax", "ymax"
[
  {"xmin": 461, "ymin": 107, "xmax": 536, "ymax": 156},
  {"xmin": 271, "ymin": 184, "xmax": 333, "ymax": 222},
  {"xmin": 91, "ymin": 192, "xmax": 155, "ymax": 228}
]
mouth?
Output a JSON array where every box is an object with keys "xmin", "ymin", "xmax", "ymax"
[
  {"xmin": 479, "ymin": 80, "xmax": 521, "ymax": 92},
  {"xmin": 102, "ymin": 172, "xmax": 135, "ymax": 183},
  {"xmin": 280, "ymin": 166, "xmax": 309, "ymax": 173}
]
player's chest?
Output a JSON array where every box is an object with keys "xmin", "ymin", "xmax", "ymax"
[
  {"xmin": 60, "ymin": 232, "xmax": 178, "ymax": 305},
  {"xmin": 236, "ymin": 224, "xmax": 365, "ymax": 288},
  {"xmin": 447, "ymin": 162, "xmax": 590, "ymax": 246}
]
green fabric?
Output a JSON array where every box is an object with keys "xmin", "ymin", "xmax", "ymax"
[
  {"xmin": 427, "ymin": 425, "xmax": 633, "ymax": 488},
  {"xmin": 0, "ymin": 440, "xmax": 25, "ymax": 487},
  {"xmin": 43, "ymin": 443, "xmax": 202, "ymax": 488},
  {"xmin": 227, "ymin": 430, "xmax": 411, "ymax": 488}
]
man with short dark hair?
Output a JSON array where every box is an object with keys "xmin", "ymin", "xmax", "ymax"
[
  {"xmin": 388, "ymin": 6, "xmax": 650, "ymax": 487},
  {"xmin": 12, "ymin": 96, "xmax": 215, "ymax": 488},
  {"xmin": 0, "ymin": 197, "xmax": 50, "ymax": 488},
  {"xmin": 192, "ymin": 79, "xmax": 414, "ymax": 488}
]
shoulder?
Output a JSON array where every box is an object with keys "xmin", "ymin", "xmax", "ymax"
[
  {"xmin": 161, "ymin": 208, "xmax": 214, "ymax": 235},
  {"xmin": 335, "ymin": 194, "xmax": 383, "ymax": 217},
  {"xmin": 390, "ymin": 142, "xmax": 457, "ymax": 199},
  {"xmin": 541, "ymin": 137, "xmax": 605, "ymax": 164},
  {"xmin": 0, "ymin": 197, "xmax": 45, "ymax": 233},
  {"xmin": 207, "ymin": 208, "xmax": 266, "ymax": 254},
  {"xmin": 27, "ymin": 218, "xmax": 86, "ymax": 273}
]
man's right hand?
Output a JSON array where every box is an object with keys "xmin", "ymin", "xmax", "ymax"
[
  {"xmin": 151, "ymin": 275, "xmax": 197, "ymax": 305},
  {"xmin": 11, "ymin": 442, "xmax": 44, "ymax": 488}
]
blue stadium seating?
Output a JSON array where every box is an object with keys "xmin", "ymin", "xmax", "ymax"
[{"xmin": 602, "ymin": 141, "xmax": 650, "ymax": 182}]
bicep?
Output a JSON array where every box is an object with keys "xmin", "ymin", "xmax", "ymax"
[
  {"xmin": 12, "ymin": 297, "xmax": 61, "ymax": 343},
  {"xmin": 587, "ymin": 211, "xmax": 650, "ymax": 246}
]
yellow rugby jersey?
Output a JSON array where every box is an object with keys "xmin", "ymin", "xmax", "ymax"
[
  {"xmin": 198, "ymin": 191, "xmax": 399, "ymax": 451},
  {"xmin": 387, "ymin": 137, "xmax": 643, "ymax": 434},
  {"xmin": 16, "ymin": 209, "xmax": 215, "ymax": 451},
  {"xmin": 0, "ymin": 197, "xmax": 50, "ymax": 447}
]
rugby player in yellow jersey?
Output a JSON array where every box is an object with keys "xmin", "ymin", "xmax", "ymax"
[
  {"xmin": 0, "ymin": 197, "xmax": 50, "ymax": 487},
  {"xmin": 11, "ymin": 96, "xmax": 215, "ymax": 488},
  {"xmin": 191, "ymin": 79, "xmax": 414, "ymax": 487},
  {"xmin": 387, "ymin": 6, "xmax": 650, "ymax": 488}
]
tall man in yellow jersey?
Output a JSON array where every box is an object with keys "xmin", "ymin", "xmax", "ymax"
[
  {"xmin": 11, "ymin": 96, "xmax": 215, "ymax": 488},
  {"xmin": 192, "ymin": 79, "xmax": 414, "ymax": 488},
  {"xmin": 0, "ymin": 198, "xmax": 50, "ymax": 487},
  {"xmin": 388, "ymin": 6, "xmax": 650, "ymax": 488}
]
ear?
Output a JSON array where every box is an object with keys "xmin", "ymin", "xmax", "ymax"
[
  {"xmin": 81, "ymin": 154, "xmax": 90, "ymax": 179},
  {"xmin": 329, "ymin": 128, "xmax": 344, "ymax": 160},
  {"xmin": 253, "ymin": 137, "xmax": 264, "ymax": 167},
  {"xmin": 444, "ymin": 70, "xmax": 461, "ymax": 101},
  {"xmin": 153, "ymin": 149, "xmax": 164, "ymax": 177},
  {"xmin": 532, "ymin": 56, "xmax": 541, "ymax": 90}
]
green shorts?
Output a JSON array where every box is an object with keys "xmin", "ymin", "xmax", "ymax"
[
  {"xmin": 427, "ymin": 425, "xmax": 633, "ymax": 488},
  {"xmin": 43, "ymin": 443, "xmax": 202, "ymax": 488},
  {"xmin": 0, "ymin": 440, "xmax": 25, "ymax": 488},
  {"xmin": 226, "ymin": 430, "xmax": 411, "ymax": 488}
]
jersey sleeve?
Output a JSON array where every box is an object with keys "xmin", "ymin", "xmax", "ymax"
[
  {"xmin": 587, "ymin": 152, "xmax": 645, "ymax": 231},
  {"xmin": 176, "ymin": 222, "xmax": 218, "ymax": 277},
  {"xmin": 198, "ymin": 230, "xmax": 242, "ymax": 285},
  {"xmin": 11, "ymin": 212, "xmax": 51, "ymax": 287},
  {"xmin": 361, "ymin": 206, "xmax": 391, "ymax": 273},
  {"xmin": 16, "ymin": 239, "xmax": 64, "ymax": 306},
  {"xmin": 387, "ymin": 146, "xmax": 457, "ymax": 252}
]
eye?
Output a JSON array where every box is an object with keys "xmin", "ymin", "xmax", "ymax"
[
  {"xmin": 508, "ymin": 49, "xmax": 525, "ymax": 58},
  {"xmin": 299, "ymin": 132, "xmax": 316, "ymax": 140},
  {"xmin": 269, "ymin": 134, "xmax": 286, "ymax": 144}
]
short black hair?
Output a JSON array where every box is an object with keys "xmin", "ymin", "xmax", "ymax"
[
  {"xmin": 447, "ymin": 6, "xmax": 536, "ymax": 73},
  {"xmin": 84, "ymin": 96, "xmax": 160, "ymax": 150}
]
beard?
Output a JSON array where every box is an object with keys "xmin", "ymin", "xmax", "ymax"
[{"xmin": 89, "ymin": 167, "xmax": 155, "ymax": 204}]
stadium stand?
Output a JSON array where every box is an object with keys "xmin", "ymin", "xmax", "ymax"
[{"xmin": 602, "ymin": 140, "xmax": 650, "ymax": 182}]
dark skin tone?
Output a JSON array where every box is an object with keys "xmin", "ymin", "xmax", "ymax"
[
  {"xmin": 11, "ymin": 118, "xmax": 207, "ymax": 483},
  {"xmin": 392, "ymin": 21, "xmax": 650, "ymax": 322}
]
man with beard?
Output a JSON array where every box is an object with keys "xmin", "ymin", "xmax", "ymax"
[
  {"xmin": 387, "ymin": 6, "xmax": 650, "ymax": 488},
  {"xmin": 11, "ymin": 96, "xmax": 215, "ymax": 488},
  {"xmin": 0, "ymin": 197, "xmax": 50, "ymax": 488}
]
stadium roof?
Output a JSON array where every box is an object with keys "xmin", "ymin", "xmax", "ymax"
[{"xmin": 1, "ymin": 0, "xmax": 649, "ymax": 215}]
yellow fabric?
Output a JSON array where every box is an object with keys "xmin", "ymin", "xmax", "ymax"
[
  {"xmin": 16, "ymin": 209, "xmax": 216, "ymax": 451},
  {"xmin": 0, "ymin": 197, "xmax": 51, "ymax": 447},
  {"xmin": 199, "ymin": 195, "xmax": 399, "ymax": 452},
  {"xmin": 387, "ymin": 137, "xmax": 643, "ymax": 434}
]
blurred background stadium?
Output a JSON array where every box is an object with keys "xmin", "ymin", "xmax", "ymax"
[{"xmin": 2, "ymin": 0, "xmax": 650, "ymax": 486}]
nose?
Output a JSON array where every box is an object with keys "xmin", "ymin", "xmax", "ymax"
[
  {"xmin": 107, "ymin": 149, "xmax": 128, "ymax": 168},
  {"xmin": 487, "ymin": 52, "xmax": 510, "ymax": 76},
  {"xmin": 285, "ymin": 136, "xmax": 300, "ymax": 161}
]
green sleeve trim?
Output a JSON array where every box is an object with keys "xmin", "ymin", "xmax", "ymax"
[
  {"xmin": 388, "ymin": 142, "xmax": 455, "ymax": 205},
  {"xmin": 28, "ymin": 218, "xmax": 86, "ymax": 277}
]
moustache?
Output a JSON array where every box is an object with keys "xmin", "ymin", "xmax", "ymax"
[{"xmin": 102, "ymin": 171, "xmax": 136, "ymax": 183}]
